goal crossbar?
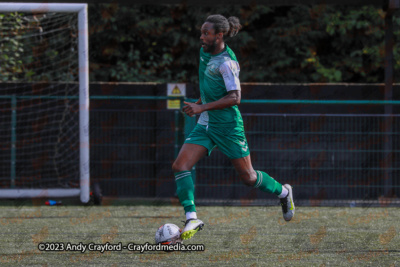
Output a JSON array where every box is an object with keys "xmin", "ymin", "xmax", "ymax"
[
  {"xmin": 0, "ymin": 3, "xmax": 90, "ymax": 203},
  {"xmin": 0, "ymin": 3, "xmax": 86, "ymax": 13}
]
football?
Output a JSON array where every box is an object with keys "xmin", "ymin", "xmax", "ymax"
[{"xmin": 155, "ymin": 223, "xmax": 183, "ymax": 245}]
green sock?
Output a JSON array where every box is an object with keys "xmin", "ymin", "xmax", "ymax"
[
  {"xmin": 175, "ymin": 171, "xmax": 196, "ymax": 213},
  {"xmin": 253, "ymin": 170, "xmax": 282, "ymax": 195}
]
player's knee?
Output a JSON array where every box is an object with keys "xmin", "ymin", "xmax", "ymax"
[
  {"xmin": 172, "ymin": 161, "xmax": 187, "ymax": 173},
  {"xmin": 172, "ymin": 161, "xmax": 180, "ymax": 173},
  {"xmin": 240, "ymin": 170, "xmax": 257, "ymax": 186}
]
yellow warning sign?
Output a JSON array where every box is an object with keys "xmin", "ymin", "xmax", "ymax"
[
  {"xmin": 167, "ymin": 83, "xmax": 186, "ymax": 109},
  {"xmin": 172, "ymin": 86, "xmax": 181, "ymax": 94}
]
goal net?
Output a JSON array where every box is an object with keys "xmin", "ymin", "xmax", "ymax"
[{"xmin": 0, "ymin": 4, "xmax": 89, "ymax": 203}]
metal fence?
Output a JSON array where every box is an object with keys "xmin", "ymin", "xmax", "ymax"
[
  {"xmin": 89, "ymin": 97, "xmax": 400, "ymax": 206},
  {"xmin": 1, "ymin": 93, "xmax": 398, "ymax": 205},
  {"xmin": 195, "ymin": 113, "xmax": 399, "ymax": 204},
  {"xmin": 90, "ymin": 108, "xmax": 180, "ymax": 198}
]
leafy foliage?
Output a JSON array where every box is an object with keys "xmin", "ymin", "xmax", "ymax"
[
  {"xmin": 88, "ymin": 4, "xmax": 239, "ymax": 83},
  {"xmin": 0, "ymin": 13, "xmax": 25, "ymax": 81},
  {"xmin": 88, "ymin": 4, "xmax": 400, "ymax": 83},
  {"xmin": 0, "ymin": 12, "xmax": 78, "ymax": 82},
  {"xmin": 318, "ymin": 5, "xmax": 388, "ymax": 82},
  {"xmin": 2, "ymin": 5, "xmax": 398, "ymax": 83}
]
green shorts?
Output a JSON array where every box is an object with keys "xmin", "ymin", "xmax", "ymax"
[{"xmin": 184, "ymin": 124, "xmax": 250, "ymax": 159}]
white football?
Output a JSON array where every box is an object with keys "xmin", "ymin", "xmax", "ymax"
[{"xmin": 155, "ymin": 223, "xmax": 183, "ymax": 244}]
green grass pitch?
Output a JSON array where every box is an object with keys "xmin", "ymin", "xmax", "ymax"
[{"xmin": 0, "ymin": 203, "xmax": 399, "ymax": 266}]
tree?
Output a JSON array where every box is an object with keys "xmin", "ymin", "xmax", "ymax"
[
  {"xmin": 87, "ymin": 4, "xmax": 400, "ymax": 83},
  {"xmin": 0, "ymin": 13, "xmax": 25, "ymax": 81},
  {"xmin": 0, "ymin": 12, "xmax": 80, "ymax": 82}
]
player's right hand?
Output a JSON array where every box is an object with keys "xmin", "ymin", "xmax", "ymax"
[{"xmin": 182, "ymin": 101, "xmax": 203, "ymax": 117}]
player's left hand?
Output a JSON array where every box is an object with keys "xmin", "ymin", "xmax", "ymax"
[{"xmin": 182, "ymin": 101, "xmax": 203, "ymax": 117}]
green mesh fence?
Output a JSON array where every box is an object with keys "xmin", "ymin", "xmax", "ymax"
[
  {"xmin": 87, "ymin": 97, "xmax": 399, "ymax": 206},
  {"xmin": 1, "ymin": 94, "xmax": 399, "ymax": 206},
  {"xmin": 194, "ymin": 113, "xmax": 399, "ymax": 205}
]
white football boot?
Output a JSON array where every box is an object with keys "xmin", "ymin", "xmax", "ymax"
[
  {"xmin": 180, "ymin": 218, "xmax": 204, "ymax": 240},
  {"xmin": 280, "ymin": 184, "xmax": 295, "ymax": 221}
]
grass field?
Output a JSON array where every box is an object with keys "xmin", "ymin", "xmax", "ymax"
[{"xmin": 0, "ymin": 202, "xmax": 399, "ymax": 266}]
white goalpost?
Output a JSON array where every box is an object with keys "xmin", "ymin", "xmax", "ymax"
[{"xmin": 0, "ymin": 3, "xmax": 89, "ymax": 203}]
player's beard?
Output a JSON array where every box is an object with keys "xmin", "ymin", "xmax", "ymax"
[{"xmin": 203, "ymin": 37, "xmax": 217, "ymax": 53}]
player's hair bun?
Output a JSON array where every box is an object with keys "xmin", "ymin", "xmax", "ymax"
[
  {"xmin": 205, "ymin": 14, "xmax": 242, "ymax": 38},
  {"xmin": 227, "ymin": 16, "xmax": 242, "ymax": 37}
]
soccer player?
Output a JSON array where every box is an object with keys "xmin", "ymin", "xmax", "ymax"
[{"xmin": 172, "ymin": 14, "xmax": 295, "ymax": 240}]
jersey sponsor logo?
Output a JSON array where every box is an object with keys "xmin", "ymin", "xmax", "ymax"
[{"xmin": 207, "ymin": 64, "xmax": 218, "ymax": 75}]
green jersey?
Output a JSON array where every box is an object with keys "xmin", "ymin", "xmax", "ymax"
[{"xmin": 198, "ymin": 45, "xmax": 243, "ymax": 127}]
